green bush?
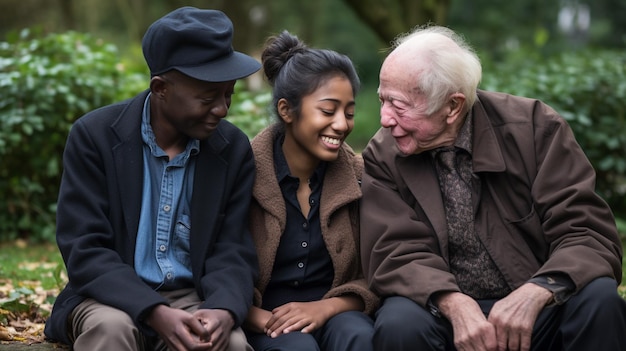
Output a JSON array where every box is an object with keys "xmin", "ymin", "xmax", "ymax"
[
  {"xmin": 0, "ymin": 29, "xmax": 146, "ymax": 242},
  {"xmin": 228, "ymin": 88, "xmax": 273, "ymax": 140},
  {"xmin": 2, "ymin": 30, "xmax": 624, "ymax": 244},
  {"xmin": 481, "ymin": 50, "xmax": 626, "ymax": 216}
]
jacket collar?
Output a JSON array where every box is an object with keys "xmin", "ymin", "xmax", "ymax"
[
  {"xmin": 472, "ymin": 90, "xmax": 506, "ymax": 173},
  {"xmin": 395, "ymin": 91, "xmax": 506, "ymax": 255},
  {"xmin": 251, "ymin": 124, "xmax": 362, "ymax": 229}
]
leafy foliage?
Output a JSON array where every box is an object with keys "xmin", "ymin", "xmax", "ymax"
[
  {"xmin": 481, "ymin": 49, "xmax": 626, "ymax": 215},
  {"xmin": 228, "ymin": 88, "xmax": 273, "ymax": 140},
  {"xmin": 0, "ymin": 29, "xmax": 146, "ymax": 242}
]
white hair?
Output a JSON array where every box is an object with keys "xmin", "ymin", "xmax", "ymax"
[{"xmin": 391, "ymin": 25, "xmax": 482, "ymax": 115}]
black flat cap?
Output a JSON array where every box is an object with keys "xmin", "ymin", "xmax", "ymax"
[{"xmin": 142, "ymin": 6, "xmax": 261, "ymax": 82}]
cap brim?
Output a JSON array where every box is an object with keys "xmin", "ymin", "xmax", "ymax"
[{"xmin": 173, "ymin": 51, "xmax": 261, "ymax": 82}]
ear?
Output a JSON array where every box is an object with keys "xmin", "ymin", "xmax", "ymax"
[
  {"xmin": 446, "ymin": 92, "xmax": 466, "ymax": 124},
  {"xmin": 149, "ymin": 76, "xmax": 168, "ymax": 99},
  {"xmin": 277, "ymin": 98, "xmax": 294, "ymax": 124}
]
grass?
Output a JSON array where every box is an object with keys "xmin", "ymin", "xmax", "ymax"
[
  {"xmin": 0, "ymin": 241, "xmax": 66, "ymax": 291},
  {"xmin": 0, "ymin": 240, "xmax": 66, "ymax": 344}
]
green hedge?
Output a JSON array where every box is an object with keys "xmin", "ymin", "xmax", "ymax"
[
  {"xmin": 1, "ymin": 30, "xmax": 624, "ymax": 242},
  {"xmin": 0, "ymin": 29, "xmax": 146, "ymax": 242},
  {"xmin": 481, "ymin": 50, "xmax": 626, "ymax": 217}
]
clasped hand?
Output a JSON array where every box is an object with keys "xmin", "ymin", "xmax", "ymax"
[
  {"xmin": 146, "ymin": 304, "xmax": 234, "ymax": 351},
  {"xmin": 438, "ymin": 283, "xmax": 552, "ymax": 351}
]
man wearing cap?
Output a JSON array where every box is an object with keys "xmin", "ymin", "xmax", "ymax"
[{"xmin": 44, "ymin": 7, "xmax": 260, "ymax": 351}]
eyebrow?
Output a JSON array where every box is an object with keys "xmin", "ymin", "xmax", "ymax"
[{"xmin": 317, "ymin": 98, "xmax": 355, "ymax": 104}]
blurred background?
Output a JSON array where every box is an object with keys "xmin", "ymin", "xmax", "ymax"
[{"xmin": 0, "ymin": 0, "xmax": 625, "ymax": 242}]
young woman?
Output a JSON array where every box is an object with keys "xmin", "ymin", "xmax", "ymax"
[{"xmin": 243, "ymin": 31, "xmax": 378, "ymax": 351}]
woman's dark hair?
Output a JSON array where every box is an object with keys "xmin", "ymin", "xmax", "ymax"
[{"xmin": 261, "ymin": 30, "xmax": 360, "ymax": 121}]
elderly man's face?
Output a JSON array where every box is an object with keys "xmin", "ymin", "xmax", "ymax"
[{"xmin": 378, "ymin": 60, "xmax": 450, "ymax": 155}]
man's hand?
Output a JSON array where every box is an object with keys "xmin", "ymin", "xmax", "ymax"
[
  {"xmin": 436, "ymin": 292, "xmax": 498, "ymax": 351},
  {"xmin": 193, "ymin": 309, "xmax": 235, "ymax": 351},
  {"xmin": 487, "ymin": 283, "xmax": 552, "ymax": 351},
  {"xmin": 145, "ymin": 304, "xmax": 212, "ymax": 351}
]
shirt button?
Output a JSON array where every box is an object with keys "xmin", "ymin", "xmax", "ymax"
[
  {"xmin": 301, "ymin": 241, "xmax": 308, "ymax": 248},
  {"xmin": 309, "ymin": 199, "xmax": 315, "ymax": 205},
  {"xmin": 159, "ymin": 245, "xmax": 166, "ymax": 252},
  {"xmin": 163, "ymin": 205, "xmax": 171, "ymax": 212},
  {"xmin": 302, "ymin": 222, "xmax": 308, "ymax": 230},
  {"xmin": 166, "ymin": 272, "xmax": 173, "ymax": 280},
  {"xmin": 297, "ymin": 262, "xmax": 304, "ymax": 269}
]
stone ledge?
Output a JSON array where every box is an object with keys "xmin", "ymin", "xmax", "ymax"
[{"xmin": 0, "ymin": 342, "xmax": 68, "ymax": 350}]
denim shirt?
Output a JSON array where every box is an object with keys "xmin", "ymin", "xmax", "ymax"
[{"xmin": 135, "ymin": 93, "xmax": 199, "ymax": 290}]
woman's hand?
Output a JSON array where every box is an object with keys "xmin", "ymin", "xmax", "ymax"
[{"xmin": 265, "ymin": 295, "xmax": 364, "ymax": 338}]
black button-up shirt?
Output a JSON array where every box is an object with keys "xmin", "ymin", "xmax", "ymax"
[{"xmin": 261, "ymin": 135, "xmax": 334, "ymax": 310}]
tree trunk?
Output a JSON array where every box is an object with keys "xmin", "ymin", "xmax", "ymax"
[{"xmin": 342, "ymin": 0, "xmax": 451, "ymax": 44}]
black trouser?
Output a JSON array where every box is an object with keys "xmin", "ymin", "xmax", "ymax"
[
  {"xmin": 373, "ymin": 277, "xmax": 626, "ymax": 351},
  {"xmin": 246, "ymin": 310, "xmax": 374, "ymax": 351}
]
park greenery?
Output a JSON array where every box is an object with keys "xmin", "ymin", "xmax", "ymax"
[
  {"xmin": 1, "ymin": 28, "xmax": 624, "ymax": 244},
  {"xmin": 0, "ymin": 0, "xmax": 625, "ymax": 345}
]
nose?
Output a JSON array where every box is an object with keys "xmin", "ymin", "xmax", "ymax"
[
  {"xmin": 380, "ymin": 103, "xmax": 397, "ymax": 128},
  {"xmin": 211, "ymin": 98, "xmax": 229, "ymax": 119},
  {"xmin": 332, "ymin": 113, "xmax": 350, "ymax": 133}
]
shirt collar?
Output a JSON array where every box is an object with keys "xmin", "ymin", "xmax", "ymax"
[
  {"xmin": 273, "ymin": 131, "xmax": 326, "ymax": 186},
  {"xmin": 454, "ymin": 110, "xmax": 473, "ymax": 155}
]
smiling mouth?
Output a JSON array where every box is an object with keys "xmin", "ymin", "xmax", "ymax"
[{"xmin": 321, "ymin": 136, "xmax": 341, "ymax": 145}]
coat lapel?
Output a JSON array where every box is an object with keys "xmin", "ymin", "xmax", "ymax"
[
  {"xmin": 189, "ymin": 131, "xmax": 228, "ymax": 270},
  {"xmin": 397, "ymin": 154, "xmax": 449, "ymax": 258},
  {"xmin": 250, "ymin": 126, "xmax": 286, "ymax": 230},
  {"xmin": 111, "ymin": 91, "xmax": 148, "ymax": 249}
]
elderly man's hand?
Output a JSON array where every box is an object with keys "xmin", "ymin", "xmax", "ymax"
[
  {"xmin": 436, "ymin": 292, "xmax": 498, "ymax": 351},
  {"xmin": 487, "ymin": 283, "xmax": 552, "ymax": 351}
]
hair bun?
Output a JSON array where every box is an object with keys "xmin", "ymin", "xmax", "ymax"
[{"xmin": 261, "ymin": 30, "xmax": 307, "ymax": 85}]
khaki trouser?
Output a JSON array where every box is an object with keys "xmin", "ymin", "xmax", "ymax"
[{"xmin": 69, "ymin": 288, "xmax": 252, "ymax": 351}]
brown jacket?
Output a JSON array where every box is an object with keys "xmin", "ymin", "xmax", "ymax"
[
  {"xmin": 249, "ymin": 125, "xmax": 379, "ymax": 315},
  {"xmin": 360, "ymin": 90, "xmax": 623, "ymax": 307}
]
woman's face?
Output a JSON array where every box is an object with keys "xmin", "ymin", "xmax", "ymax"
[{"xmin": 283, "ymin": 75, "xmax": 355, "ymax": 163}]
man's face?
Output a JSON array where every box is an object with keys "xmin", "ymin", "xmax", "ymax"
[
  {"xmin": 378, "ymin": 58, "xmax": 449, "ymax": 155},
  {"xmin": 157, "ymin": 72, "xmax": 236, "ymax": 141}
]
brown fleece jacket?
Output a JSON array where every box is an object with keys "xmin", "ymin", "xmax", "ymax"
[{"xmin": 249, "ymin": 124, "xmax": 379, "ymax": 315}]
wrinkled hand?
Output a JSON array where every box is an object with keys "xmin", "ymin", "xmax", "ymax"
[
  {"xmin": 487, "ymin": 283, "xmax": 552, "ymax": 351},
  {"xmin": 266, "ymin": 300, "xmax": 333, "ymax": 338},
  {"xmin": 436, "ymin": 292, "xmax": 497, "ymax": 351},
  {"xmin": 193, "ymin": 309, "xmax": 235, "ymax": 351},
  {"xmin": 145, "ymin": 304, "xmax": 212, "ymax": 351}
]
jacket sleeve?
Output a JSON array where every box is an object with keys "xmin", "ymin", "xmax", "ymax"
[
  {"xmin": 323, "ymin": 278, "xmax": 380, "ymax": 315},
  {"xmin": 359, "ymin": 130, "xmax": 459, "ymax": 307},
  {"xmin": 529, "ymin": 103, "xmax": 622, "ymax": 289},
  {"xmin": 56, "ymin": 114, "xmax": 169, "ymax": 329},
  {"xmin": 194, "ymin": 125, "xmax": 259, "ymax": 327}
]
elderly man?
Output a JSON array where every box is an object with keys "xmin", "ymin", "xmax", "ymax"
[
  {"xmin": 360, "ymin": 25, "xmax": 625, "ymax": 351},
  {"xmin": 45, "ymin": 7, "xmax": 260, "ymax": 351}
]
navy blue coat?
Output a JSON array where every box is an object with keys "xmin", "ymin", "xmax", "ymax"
[{"xmin": 44, "ymin": 90, "xmax": 258, "ymax": 344}]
